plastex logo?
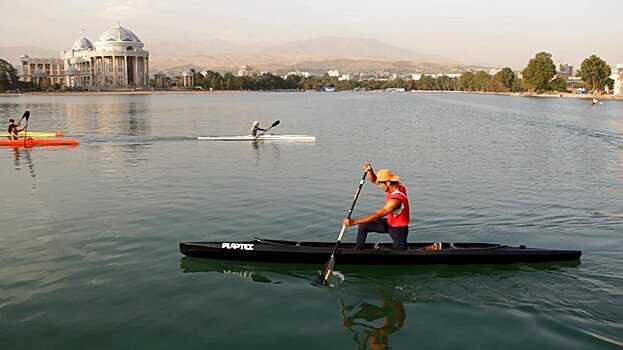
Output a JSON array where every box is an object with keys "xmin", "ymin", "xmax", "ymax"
[{"xmin": 221, "ymin": 243, "xmax": 254, "ymax": 250}]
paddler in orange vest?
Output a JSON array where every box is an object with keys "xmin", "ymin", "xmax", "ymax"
[
  {"xmin": 7, "ymin": 119, "xmax": 26, "ymax": 140},
  {"xmin": 343, "ymin": 163, "xmax": 441, "ymax": 250}
]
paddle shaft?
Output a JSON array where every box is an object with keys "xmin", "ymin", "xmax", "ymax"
[
  {"xmin": 255, "ymin": 120, "xmax": 280, "ymax": 140},
  {"xmin": 21, "ymin": 111, "xmax": 30, "ymax": 146},
  {"xmin": 319, "ymin": 170, "xmax": 368, "ymax": 284},
  {"xmin": 330, "ymin": 171, "xmax": 367, "ymax": 255}
]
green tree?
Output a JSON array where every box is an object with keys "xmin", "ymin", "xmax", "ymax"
[
  {"xmin": 472, "ymin": 71, "xmax": 491, "ymax": 91},
  {"xmin": 493, "ymin": 67, "xmax": 515, "ymax": 92},
  {"xmin": 522, "ymin": 52, "xmax": 556, "ymax": 92},
  {"xmin": 203, "ymin": 70, "xmax": 224, "ymax": 90},
  {"xmin": 577, "ymin": 55, "xmax": 612, "ymax": 93},
  {"xmin": 458, "ymin": 72, "xmax": 474, "ymax": 91},
  {"xmin": 417, "ymin": 75, "xmax": 436, "ymax": 90},
  {"xmin": 548, "ymin": 77, "xmax": 568, "ymax": 92},
  {"xmin": 284, "ymin": 75, "xmax": 301, "ymax": 90},
  {"xmin": 0, "ymin": 58, "xmax": 20, "ymax": 92}
]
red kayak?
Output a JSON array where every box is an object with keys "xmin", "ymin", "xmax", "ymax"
[{"xmin": 0, "ymin": 138, "xmax": 79, "ymax": 147}]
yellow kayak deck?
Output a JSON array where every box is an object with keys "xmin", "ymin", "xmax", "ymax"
[{"xmin": 3, "ymin": 131, "xmax": 65, "ymax": 137}]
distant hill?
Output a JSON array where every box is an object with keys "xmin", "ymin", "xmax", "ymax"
[
  {"xmin": 259, "ymin": 36, "xmax": 453, "ymax": 63},
  {"xmin": 0, "ymin": 46, "xmax": 59, "ymax": 66},
  {"xmin": 148, "ymin": 36, "xmax": 461, "ymax": 75},
  {"xmin": 150, "ymin": 57, "xmax": 491, "ymax": 77},
  {"xmin": 261, "ymin": 59, "xmax": 490, "ymax": 76},
  {"xmin": 1, "ymin": 37, "xmax": 492, "ymax": 77}
]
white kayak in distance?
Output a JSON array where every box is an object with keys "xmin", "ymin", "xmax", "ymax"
[{"xmin": 197, "ymin": 134, "xmax": 316, "ymax": 141}]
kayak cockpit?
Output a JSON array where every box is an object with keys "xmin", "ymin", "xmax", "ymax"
[{"xmin": 253, "ymin": 238, "xmax": 506, "ymax": 251}]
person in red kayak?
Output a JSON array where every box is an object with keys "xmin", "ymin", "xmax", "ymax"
[
  {"xmin": 7, "ymin": 119, "xmax": 26, "ymax": 140},
  {"xmin": 343, "ymin": 162, "xmax": 440, "ymax": 250}
]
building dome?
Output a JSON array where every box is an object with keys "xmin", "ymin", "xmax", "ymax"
[
  {"xmin": 96, "ymin": 24, "xmax": 142, "ymax": 44},
  {"xmin": 72, "ymin": 36, "xmax": 93, "ymax": 50},
  {"xmin": 65, "ymin": 66, "xmax": 80, "ymax": 76}
]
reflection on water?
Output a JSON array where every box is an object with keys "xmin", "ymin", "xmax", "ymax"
[
  {"xmin": 179, "ymin": 256, "xmax": 588, "ymax": 349},
  {"xmin": 12, "ymin": 147, "xmax": 36, "ymax": 180},
  {"xmin": 339, "ymin": 298, "xmax": 406, "ymax": 350},
  {"xmin": 62, "ymin": 97, "xmax": 152, "ymax": 136},
  {"xmin": 127, "ymin": 102, "xmax": 150, "ymax": 136},
  {"xmin": 180, "ymin": 257, "xmax": 408, "ymax": 349},
  {"xmin": 180, "ymin": 257, "xmax": 282, "ymax": 284},
  {"xmin": 250, "ymin": 140, "xmax": 286, "ymax": 163}
]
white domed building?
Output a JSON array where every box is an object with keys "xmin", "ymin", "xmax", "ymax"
[
  {"xmin": 21, "ymin": 22, "xmax": 149, "ymax": 88},
  {"xmin": 62, "ymin": 23, "xmax": 149, "ymax": 87}
]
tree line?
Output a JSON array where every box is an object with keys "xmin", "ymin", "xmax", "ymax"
[
  {"xmin": 1, "ymin": 52, "xmax": 616, "ymax": 94},
  {"xmin": 0, "ymin": 58, "xmax": 38, "ymax": 92},
  {"xmin": 161, "ymin": 52, "xmax": 615, "ymax": 94}
]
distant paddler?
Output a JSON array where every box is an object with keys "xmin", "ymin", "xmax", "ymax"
[
  {"xmin": 249, "ymin": 121, "xmax": 266, "ymax": 136},
  {"xmin": 7, "ymin": 118, "xmax": 26, "ymax": 140},
  {"xmin": 250, "ymin": 120, "xmax": 280, "ymax": 140},
  {"xmin": 7, "ymin": 111, "xmax": 31, "ymax": 140}
]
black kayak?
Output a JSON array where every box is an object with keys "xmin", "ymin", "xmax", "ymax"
[{"xmin": 179, "ymin": 238, "xmax": 582, "ymax": 265}]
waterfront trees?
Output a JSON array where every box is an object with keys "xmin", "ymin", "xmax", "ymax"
[
  {"xmin": 417, "ymin": 75, "xmax": 437, "ymax": 90},
  {"xmin": 0, "ymin": 58, "xmax": 20, "ymax": 92},
  {"xmin": 577, "ymin": 55, "xmax": 612, "ymax": 93},
  {"xmin": 472, "ymin": 71, "xmax": 491, "ymax": 91},
  {"xmin": 493, "ymin": 67, "xmax": 515, "ymax": 92},
  {"xmin": 144, "ymin": 49, "xmax": 618, "ymax": 95},
  {"xmin": 549, "ymin": 77, "xmax": 568, "ymax": 92},
  {"xmin": 522, "ymin": 52, "xmax": 556, "ymax": 92},
  {"xmin": 458, "ymin": 72, "xmax": 474, "ymax": 91}
]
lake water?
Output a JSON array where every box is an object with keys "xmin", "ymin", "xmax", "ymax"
[{"xmin": 1, "ymin": 92, "xmax": 622, "ymax": 349}]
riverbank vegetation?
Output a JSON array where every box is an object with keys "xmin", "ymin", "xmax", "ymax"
[
  {"xmin": 159, "ymin": 52, "xmax": 615, "ymax": 94},
  {"xmin": 1, "ymin": 52, "xmax": 616, "ymax": 95}
]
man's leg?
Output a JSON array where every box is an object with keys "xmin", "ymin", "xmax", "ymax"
[
  {"xmin": 356, "ymin": 219, "xmax": 389, "ymax": 250},
  {"xmin": 388, "ymin": 226, "xmax": 409, "ymax": 250}
]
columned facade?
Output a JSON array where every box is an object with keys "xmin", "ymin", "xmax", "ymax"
[
  {"xmin": 611, "ymin": 63, "xmax": 623, "ymax": 95},
  {"xmin": 182, "ymin": 70, "xmax": 194, "ymax": 87},
  {"xmin": 20, "ymin": 23, "xmax": 149, "ymax": 89},
  {"xmin": 20, "ymin": 55, "xmax": 66, "ymax": 88}
]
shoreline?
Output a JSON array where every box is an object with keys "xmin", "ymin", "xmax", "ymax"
[{"xmin": 1, "ymin": 89, "xmax": 621, "ymax": 100}]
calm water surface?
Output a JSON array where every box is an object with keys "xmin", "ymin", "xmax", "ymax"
[{"xmin": 1, "ymin": 92, "xmax": 622, "ymax": 349}]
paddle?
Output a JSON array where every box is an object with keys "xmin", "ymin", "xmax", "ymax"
[
  {"xmin": 20, "ymin": 111, "xmax": 30, "ymax": 145},
  {"xmin": 254, "ymin": 120, "xmax": 280, "ymax": 140},
  {"xmin": 18, "ymin": 110, "xmax": 30, "ymax": 125},
  {"xmin": 317, "ymin": 170, "xmax": 368, "ymax": 286}
]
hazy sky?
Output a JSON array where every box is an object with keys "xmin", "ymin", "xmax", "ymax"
[{"xmin": 2, "ymin": 0, "xmax": 622, "ymax": 69}]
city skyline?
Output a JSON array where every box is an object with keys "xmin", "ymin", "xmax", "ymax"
[{"xmin": 1, "ymin": 0, "xmax": 622, "ymax": 70}]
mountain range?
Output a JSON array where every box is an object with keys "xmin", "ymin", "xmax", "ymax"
[{"xmin": 0, "ymin": 36, "xmax": 493, "ymax": 76}]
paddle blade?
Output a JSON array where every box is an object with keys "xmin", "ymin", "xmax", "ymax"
[
  {"xmin": 316, "ymin": 256, "xmax": 335, "ymax": 285},
  {"xmin": 23, "ymin": 111, "xmax": 30, "ymax": 122},
  {"xmin": 271, "ymin": 120, "xmax": 280, "ymax": 128}
]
